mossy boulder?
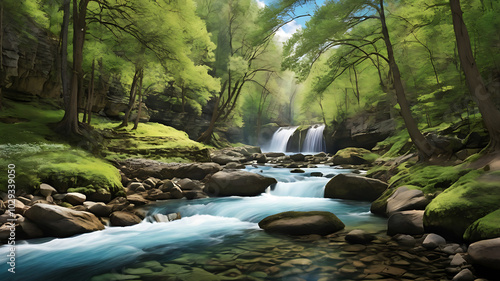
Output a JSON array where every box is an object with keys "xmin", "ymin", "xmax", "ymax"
[
  {"xmin": 464, "ymin": 208, "xmax": 500, "ymax": 242},
  {"xmin": 370, "ymin": 188, "xmax": 396, "ymax": 216},
  {"xmin": 259, "ymin": 211, "xmax": 345, "ymax": 236},
  {"xmin": 204, "ymin": 170, "xmax": 277, "ymax": 196},
  {"xmin": 424, "ymin": 171, "xmax": 500, "ymax": 240},
  {"xmin": 331, "ymin": 147, "xmax": 379, "ymax": 165}
]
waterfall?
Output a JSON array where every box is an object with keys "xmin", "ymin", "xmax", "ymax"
[
  {"xmin": 302, "ymin": 124, "xmax": 326, "ymax": 153},
  {"xmin": 265, "ymin": 126, "xmax": 298, "ymax": 152}
]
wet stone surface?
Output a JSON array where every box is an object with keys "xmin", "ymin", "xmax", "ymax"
[{"xmin": 91, "ymin": 230, "xmax": 455, "ymax": 281}]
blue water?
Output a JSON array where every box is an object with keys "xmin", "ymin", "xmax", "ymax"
[{"xmin": 0, "ymin": 165, "xmax": 386, "ymax": 281}]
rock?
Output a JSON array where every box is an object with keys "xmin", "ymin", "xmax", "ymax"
[
  {"xmin": 210, "ymin": 150, "xmax": 247, "ymax": 165},
  {"xmin": 84, "ymin": 202, "xmax": 112, "ymax": 217},
  {"xmin": 128, "ymin": 182, "xmax": 145, "ymax": 192},
  {"xmin": 468, "ymin": 237, "xmax": 500, "ymax": 269},
  {"xmin": 394, "ymin": 234, "xmax": 416, "ymax": 247},
  {"xmin": 331, "ymin": 147, "xmax": 377, "ymax": 165},
  {"xmin": 24, "ymin": 203, "xmax": 104, "ymax": 237},
  {"xmin": 11, "ymin": 199, "xmax": 26, "ymax": 214},
  {"xmin": 324, "ymin": 174, "xmax": 388, "ymax": 201},
  {"xmin": 290, "ymin": 153, "xmax": 306, "ymax": 162},
  {"xmin": 450, "ymin": 253, "xmax": 467, "ymax": 267},
  {"xmin": 224, "ymin": 162, "xmax": 246, "ymax": 169},
  {"xmin": 143, "ymin": 177, "xmax": 160, "ymax": 188},
  {"xmin": 464, "ymin": 208, "xmax": 500, "ymax": 242},
  {"xmin": 170, "ymin": 186, "xmax": 184, "ymax": 199},
  {"xmin": 451, "ymin": 269, "xmax": 474, "ymax": 281},
  {"xmin": 386, "ymin": 186, "xmax": 429, "ymax": 215},
  {"xmin": 205, "ymin": 171, "xmax": 277, "ymax": 196},
  {"xmin": 290, "ymin": 169, "xmax": 305, "ymax": 173},
  {"xmin": 39, "ymin": 183, "xmax": 57, "ymax": 197},
  {"xmin": 120, "ymin": 159, "xmax": 222, "ymax": 181},
  {"xmin": 152, "ymin": 213, "xmax": 181, "ymax": 223},
  {"xmin": 19, "ymin": 219, "xmax": 44, "ymax": 239},
  {"xmin": 159, "ymin": 180, "xmax": 175, "ymax": 192},
  {"xmin": 310, "ymin": 172, "xmax": 323, "ymax": 177},
  {"xmin": 258, "ymin": 211, "xmax": 345, "ymax": 236},
  {"xmin": 126, "ymin": 194, "xmax": 149, "ymax": 205},
  {"xmin": 441, "ymin": 243, "xmax": 463, "ymax": 254},
  {"xmin": 109, "ymin": 211, "xmax": 142, "ymax": 226},
  {"xmin": 107, "ymin": 197, "xmax": 131, "ymax": 212},
  {"xmin": 265, "ymin": 152, "xmax": 286, "ymax": 158},
  {"xmin": 252, "ymin": 153, "xmax": 267, "ymax": 163},
  {"xmin": 176, "ymin": 178, "xmax": 202, "ymax": 191},
  {"xmin": 345, "ymin": 229, "xmax": 375, "ymax": 244},
  {"xmin": 183, "ymin": 190, "xmax": 208, "ymax": 200},
  {"xmin": 387, "ymin": 210, "xmax": 424, "ymax": 236},
  {"xmin": 87, "ymin": 189, "xmax": 112, "ymax": 203},
  {"xmin": 422, "ymin": 233, "xmax": 447, "ymax": 249}
]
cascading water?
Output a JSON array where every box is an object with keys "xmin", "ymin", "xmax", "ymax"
[
  {"xmin": 0, "ymin": 166, "xmax": 387, "ymax": 281},
  {"xmin": 265, "ymin": 126, "xmax": 298, "ymax": 152},
  {"xmin": 302, "ymin": 124, "xmax": 326, "ymax": 153}
]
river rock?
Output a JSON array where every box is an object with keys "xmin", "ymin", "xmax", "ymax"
[
  {"xmin": 386, "ymin": 186, "xmax": 429, "ymax": 215},
  {"xmin": 345, "ymin": 229, "xmax": 375, "ymax": 244},
  {"xmin": 65, "ymin": 192, "xmax": 86, "ymax": 205},
  {"xmin": 467, "ymin": 237, "xmax": 500, "ymax": 269},
  {"xmin": 84, "ymin": 202, "xmax": 112, "ymax": 217},
  {"xmin": 87, "ymin": 189, "xmax": 112, "ymax": 203},
  {"xmin": 331, "ymin": 147, "xmax": 375, "ymax": 165},
  {"xmin": 24, "ymin": 203, "xmax": 104, "ymax": 237},
  {"xmin": 451, "ymin": 269, "xmax": 474, "ymax": 281},
  {"xmin": 224, "ymin": 162, "xmax": 246, "ymax": 169},
  {"xmin": 290, "ymin": 169, "xmax": 305, "ymax": 173},
  {"xmin": 258, "ymin": 211, "xmax": 345, "ymax": 236},
  {"xmin": 176, "ymin": 178, "xmax": 203, "ymax": 191},
  {"xmin": 422, "ymin": 233, "xmax": 447, "ymax": 249},
  {"xmin": 110, "ymin": 211, "xmax": 142, "ymax": 226},
  {"xmin": 265, "ymin": 152, "xmax": 286, "ymax": 158},
  {"xmin": 252, "ymin": 153, "xmax": 267, "ymax": 163},
  {"xmin": 210, "ymin": 150, "xmax": 247, "ymax": 165},
  {"xmin": 205, "ymin": 171, "xmax": 277, "ymax": 196},
  {"xmin": 387, "ymin": 210, "xmax": 424, "ymax": 236},
  {"xmin": 324, "ymin": 174, "xmax": 388, "ymax": 201},
  {"xmin": 39, "ymin": 183, "xmax": 57, "ymax": 197},
  {"xmin": 290, "ymin": 153, "xmax": 306, "ymax": 162},
  {"xmin": 120, "ymin": 159, "xmax": 222, "ymax": 180},
  {"xmin": 126, "ymin": 194, "xmax": 149, "ymax": 205},
  {"xmin": 463, "ymin": 208, "xmax": 500, "ymax": 242},
  {"xmin": 19, "ymin": 219, "xmax": 44, "ymax": 238}
]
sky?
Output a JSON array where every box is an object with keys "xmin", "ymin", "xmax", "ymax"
[{"xmin": 257, "ymin": 0, "xmax": 327, "ymax": 43}]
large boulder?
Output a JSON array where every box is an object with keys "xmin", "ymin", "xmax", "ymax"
[
  {"xmin": 386, "ymin": 186, "xmax": 429, "ymax": 216},
  {"xmin": 210, "ymin": 151, "xmax": 247, "ymax": 165},
  {"xmin": 424, "ymin": 172, "xmax": 500, "ymax": 240},
  {"xmin": 24, "ymin": 203, "xmax": 104, "ymax": 237},
  {"xmin": 463, "ymin": 208, "xmax": 500, "ymax": 242},
  {"xmin": 387, "ymin": 210, "xmax": 424, "ymax": 236},
  {"xmin": 468, "ymin": 237, "xmax": 500, "ymax": 269},
  {"xmin": 331, "ymin": 147, "xmax": 378, "ymax": 165},
  {"xmin": 324, "ymin": 174, "xmax": 388, "ymax": 201},
  {"xmin": 259, "ymin": 211, "xmax": 345, "ymax": 236},
  {"xmin": 204, "ymin": 171, "xmax": 277, "ymax": 196},
  {"xmin": 120, "ymin": 159, "xmax": 222, "ymax": 181}
]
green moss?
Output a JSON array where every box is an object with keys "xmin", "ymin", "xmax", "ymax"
[
  {"xmin": 423, "ymin": 170, "xmax": 500, "ymax": 240},
  {"xmin": 389, "ymin": 164, "xmax": 469, "ymax": 193},
  {"xmin": 376, "ymin": 130, "xmax": 411, "ymax": 158},
  {"xmin": 464, "ymin": 208, "xmax": 500, "ymax": 242}
]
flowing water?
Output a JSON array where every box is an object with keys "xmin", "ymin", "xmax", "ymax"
[
  {"xmin": 0, "ymin": 166, "xmax": 387, "ymax": 281},
  {"xmin": 264, "ymin": 127, "xmax": 298, "ymax": 153},
  {"xmin": 302, "ymin": 124, "xmax": 326, "ymax": 153}
]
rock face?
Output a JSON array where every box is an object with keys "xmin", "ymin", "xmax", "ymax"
[
  {"xmin": 386, "ymin": 186, "xmax": 429, "ymax": 215},
  {"xmin": 259, "ymin": 211, "xmax": 345, "ymax": 236},
  {"xmin": 324, "ymin": 174, "xmax": 388, "ymax": 201},
  {"xmin": 110, "ymin": 211, "xmax": 142, "ymax": 227},
  {"xmin": 120, "ymin": 159, "xmax": 222, "ymax": 180},
  {"xmin": 24, "ymin": 203, "xmax": 104, "ymax": 237},
  {"xmin": 467, "ymin": 237, "xmax": 500, "ymax": 269},
  {"xmin": 205, "ymin": 171, "xmax": 277, "ymax": 196},
  {"xmin": 387, "ymin": 210, "xmax": 425, "ymax": 236}
]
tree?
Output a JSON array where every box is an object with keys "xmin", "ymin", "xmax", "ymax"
[
  {"xmin": 450, "ymin": 0, "xmax": 500, "ymax": 152},
  {"xmin": 264, "ymin": 0, "xmax": 436, "ymax": 160}
]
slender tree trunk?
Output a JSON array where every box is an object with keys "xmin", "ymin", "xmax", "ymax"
[
  {"xmin": 379, "ymin": 0, "xmax": 435, "ymax": 160},
  {"xmin": 197, "ymin": 80, "xmax": 228, "ymax": 144},
  {"xmin": 119, "ymin": 68, "xmax": 140, "ymax": 128},
  {"xmin": 57, "ymin": 0, "xmax": 89, "ymax": 135},
  {"xmin": 0, "ymin": 2, "xmax": 4, "ymax": 110},
  {"xmin": 450, "ymin": 0, "xmax": 500, "ymax": 152},
  {"xmin": 86, "ymin": 59, "xmax": 95, "ymax": 124},
  {"xmin": 133, "ymin": 71, "xmax": 144, "ymax": 130}
]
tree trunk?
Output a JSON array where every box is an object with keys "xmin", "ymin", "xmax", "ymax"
[
  {"xmin": 379, "ymin": 0, "xmax": 435, "ymax": 160},
  {"xmin": 132, "ymin": 71, "xmax": 144, "ymax": 130},
  {"xmin": 0, "ymin": 2, "xmax": 3, "ymax": 110},
  {"xmin": 197, "ymin": 97, "xmax": 220, "ymax": 144},
  {"xmin": 450, "ymin": 0, "xmax": 500, "ymax": 152},
  {"xmin": 57, "ymin": 0, "xmax": 89, "ymax": 135},
  {"xmin": 86, "ymin": 59, "xmax": 95, "ymax": 124},
  {"xmin": 118, "ymin": 68, "xmax": 140, "ymax": 128}
]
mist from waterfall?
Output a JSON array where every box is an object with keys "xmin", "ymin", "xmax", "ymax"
[{"xmin": 302, "ymin": 124, "xmax": 326, "ymax": 153}]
